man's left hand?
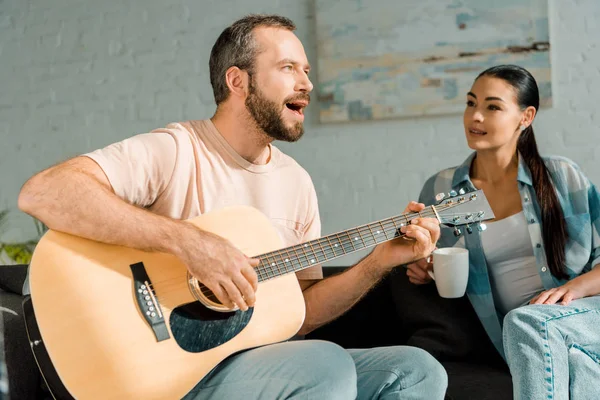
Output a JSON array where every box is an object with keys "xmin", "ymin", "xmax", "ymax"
[{"xmin": 371, "ymin": 201, "xmax": 440, "ymax": 271}]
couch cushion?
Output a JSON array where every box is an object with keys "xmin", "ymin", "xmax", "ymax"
[
  {"xmin": 0, "ymin": 265, "xmax": 28, "ymax": 295},
  {"xmin": 388, "ymin": 268, "xmax": 506, "ymax": 366}
]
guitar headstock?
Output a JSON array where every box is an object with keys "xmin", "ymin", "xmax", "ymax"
[{"xmin": 433, "ymin": 188, "xmax": 494, "ymax": 237}]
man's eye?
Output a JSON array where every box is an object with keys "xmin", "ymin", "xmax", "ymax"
[{"xmin": 283, "ymin": 65, "xmax": 293, "ymax": 71}]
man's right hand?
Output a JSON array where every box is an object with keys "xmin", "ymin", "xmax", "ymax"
[
  {"xmin": 405, "ymin": 257, "xmax": 434, "ymax": 285},
  {"xmin": 176, "ymin": 223, "xmax": 259, "ymax": 311}
]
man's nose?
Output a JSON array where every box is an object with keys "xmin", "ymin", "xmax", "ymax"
[{"xmin": 296, "ymin": 71, "xmax": 313, "ymax": 93}]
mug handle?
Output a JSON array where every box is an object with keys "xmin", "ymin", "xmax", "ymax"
[{"xmin": 426, "ymin": 255, "xmax": 435, "ymax": 280}]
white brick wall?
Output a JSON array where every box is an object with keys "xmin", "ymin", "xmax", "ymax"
[{"xmin": 1, "ymin": 0, "xmax": 599, "ymax": 265}]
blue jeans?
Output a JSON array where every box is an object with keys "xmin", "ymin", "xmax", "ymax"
[
  {"xmin": 503, "ymin": 296, "xmax": 600, "ymax": 400},
  {"xmin": 183, "ymin": 340, "xmax": 447, "ymax": 399}
]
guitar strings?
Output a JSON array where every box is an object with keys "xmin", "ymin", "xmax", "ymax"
[
  {"xmin": 145, "ymin": 217, "xmax": 410, "ymax": 303},
  {"xmin": 147, "ymin": 203, "xmax": 476, "ymax": 302},
  {"xmin": 147, "ymin": 203, "xmax": 469, "ymax": 300}
]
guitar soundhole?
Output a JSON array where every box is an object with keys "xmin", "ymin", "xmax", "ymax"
[
  {"xmin": 199, "ymin": 283, "xmax": 220, "ymax": 304},
  {"xmin": 188, "ymin": 275, "xmax": 238, "ymax": 312}
]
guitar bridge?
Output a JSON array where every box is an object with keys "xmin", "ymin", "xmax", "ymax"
[{"xmin": 130, "ymin": 262, "xmax": 170, "ymax": 342}]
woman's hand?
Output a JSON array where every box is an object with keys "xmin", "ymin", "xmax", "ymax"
[
  {"xmin": 405, "ymin": 257, "xmax": 434, "ymax": 285},
  {"xmin": 529, "ymin": 280, "xmax": 587, "ymax": 306}
]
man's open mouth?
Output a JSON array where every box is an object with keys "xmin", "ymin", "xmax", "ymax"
[{"xmin": 285, "ymin": 101, "xmax": 308, "ymax": 115}]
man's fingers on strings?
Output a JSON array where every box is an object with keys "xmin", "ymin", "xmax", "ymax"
[
  {"xmin": 404, "ymin": 201, "xmax": 425, "ymax": 213},
  {"xmin": 210, "ymin": 283, "xmax": 234, "ymax": 309},
  {"xmin": 242, "ymin": 265, "xmax": 259, "ymax": 292},
  {"xmin": 222, "ymin": 280, "xmax": 249, "ymax": 311},
  {"xmin": 233, "ymin": 272, "xmax": 256, "ymax": 308},
  {"xmin": 248, "ymin": 257, "xmax": 260, "ymax": 267}
]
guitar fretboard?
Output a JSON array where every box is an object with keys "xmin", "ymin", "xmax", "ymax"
[{"xmin": 255, "ymin": 208, "xmax": 436, "ymax": 282}]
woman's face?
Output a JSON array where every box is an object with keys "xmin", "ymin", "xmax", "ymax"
[{"xmin": 463, "ymin": 76, "xmax": 527, "ymax": 153}]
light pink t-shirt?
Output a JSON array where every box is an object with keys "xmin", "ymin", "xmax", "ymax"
[{"xmin": 85, "ymin": 119, "xmax": 322, "ymax": 280}]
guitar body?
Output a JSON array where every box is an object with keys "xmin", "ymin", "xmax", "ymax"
[{"xmin": 29, "ymin": 206, "xmax": 306, "ymax": 399}]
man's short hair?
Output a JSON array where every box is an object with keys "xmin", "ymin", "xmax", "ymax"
[{"xmin": 209, "ymin": 14, "xmax": 296, "ymax": 105}]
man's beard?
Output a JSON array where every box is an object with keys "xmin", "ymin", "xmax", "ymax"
[{"xmin": 245, "ymin": 79, "xmax": 307, "ymax": 142}]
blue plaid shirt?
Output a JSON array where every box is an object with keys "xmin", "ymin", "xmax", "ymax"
[{"xmin": 419, "ymin": 153, "xmax": 600, "ymax": 359}]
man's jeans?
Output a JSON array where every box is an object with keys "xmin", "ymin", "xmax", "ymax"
[
  {"xmin": 184, "ymin": 340, "xmax": 447, "ymax": 399},
  {"xmin": 504, "ymin": 296, "xmax": 600, "ymax": 400}
]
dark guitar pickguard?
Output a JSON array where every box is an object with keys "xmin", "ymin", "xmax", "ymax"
[{"xmin": 170, "ymin": 302, "xmax": 253, "ymax": 352}]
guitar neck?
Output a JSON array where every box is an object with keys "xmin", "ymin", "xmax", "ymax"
[{"xmin": 255, "ymin": 206, "xmax": 438, "ymax": 282}]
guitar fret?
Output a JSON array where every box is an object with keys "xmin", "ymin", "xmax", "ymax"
[
  {"xmin": 330, "ymin": 234, "xmax": 344, "ymax": 257},
  {"xmin": 274, "ymin": 251, "xmax": 285, "ymax": 275},
  {"xmin": 344, "ymin": 231, "xmax": 356, "ymax": 252},
  {"xmin": 306, "ymin": 242, "xmax": 319, "ymax": 265},
  {"xmin": 378, "ymin": 221, "xmax": 389, "ymax": 241},
  {"xmin": 365, "ymin": 225, "xmax": 378, "ymax": 246},
  {"xmin": 357, "ymin": 227, "xmax": 368, "ymax": 248},
  {"xmin": 268, "ymin": 253, "xmax": 280, "ymax": 277},
  {"xmin": 316, "ymin": 239, "xmax": 328, "ymax": 262},
  {"xmin": 390, "ymin": 218, "xmax": 400, "ymax": 236},
  {"xmin": 290, "ymin": 245, "xmax": 305, "ymax": 270},
  {"xmin": 283, "ymin": 248, "xmax": 294, "ymax": 273},
  {"xmin": 299, "ymin": 243, "xmax": 311, "ymax": 268},
  {"xmin": 264, "ymin": 253, "xmax": 274, "ymax": 277},
  {"xmin": 324, "ymin": 236, "xmax": 338, "ymax": 260},
  {"xmin": 366, "ymin": 224, "xmax": 378, "ymax": 245}
]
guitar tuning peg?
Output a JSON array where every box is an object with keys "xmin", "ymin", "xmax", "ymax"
[
  {"xmin": 449, "ymin": 190, "xmax": 457, "ymax": 197},
  {"xmin": 477, "ymin": 223, "xmax": 487, "ymax": 232},
  {"xmin": 466, "ymin": 225, "xmax": 473, "ymax": 234},
  {"xmin": 453, "ymin": 227, "xmax": 462, "ymax": 237},
  {"xmin": 435, "ymin": 192, "xmax": 446, "ymax": 202},
  {"xmin": 458, "ymin": 188, "xmax": 466, "ymax": 195}
]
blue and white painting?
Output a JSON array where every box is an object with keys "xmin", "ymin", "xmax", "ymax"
[{"xmin": 315, "ymin": 0, "xmax": 552, "ymax": 123}]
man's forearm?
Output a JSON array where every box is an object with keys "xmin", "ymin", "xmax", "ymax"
[
  {"xmin": 297, "ymin": 254, "xmax": 388, "ymax": 335},
  {"xmin": 18, "ymin": 162, "xmax": 189, "ymax": 257}
]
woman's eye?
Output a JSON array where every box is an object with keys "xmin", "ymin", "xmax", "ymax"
[
  {"xmin": 466, "ymin": 100, "xmax": 475, "ymax": 107},
  {"xmin": 488, "ymin": 105, "xmax": 500, "ymax": 111}
]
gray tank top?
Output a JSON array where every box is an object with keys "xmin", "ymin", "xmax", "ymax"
[{"xmin": 480, "ymin": 211, "xmax": 544, "ymax": 317}]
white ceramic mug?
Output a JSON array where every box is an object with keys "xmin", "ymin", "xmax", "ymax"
[{"xmin": 427, "ymin": 248, "xmax": 469, "ymax": 298}]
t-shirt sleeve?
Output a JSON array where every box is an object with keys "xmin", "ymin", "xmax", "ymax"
[
  {"xmin": 295, "ymin": 182, "xmax": 323, "ymax": 280},
  {"xmin": 83, "ymin": 132, "xmax": 177, "ymax": 207}
]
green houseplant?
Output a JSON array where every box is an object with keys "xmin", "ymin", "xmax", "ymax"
[{"xmin": 0, "ymin": 209, "xmax": 48, "ymax": 265}]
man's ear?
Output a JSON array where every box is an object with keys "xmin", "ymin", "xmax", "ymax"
[
  {"xmin": 521, "ymin": 105, "xmax": 537, "ymax": 128},
  {"xmin": 225, "ymin": 66, "xmax": 249, "ymax": 99}
]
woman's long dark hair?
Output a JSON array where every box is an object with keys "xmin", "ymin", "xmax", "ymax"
[{"xmin": 476, "ymin": 65, "xmax": 568, "ymax": 280}]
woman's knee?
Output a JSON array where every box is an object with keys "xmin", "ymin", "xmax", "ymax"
[{"xmin": 504, "ymin": 306, "xmax": 545, "ymax": 334}]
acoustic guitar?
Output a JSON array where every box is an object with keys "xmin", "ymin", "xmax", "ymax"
[{"xmin": 26, "ymin": 189, "xmax": 493, "ymax": 399}]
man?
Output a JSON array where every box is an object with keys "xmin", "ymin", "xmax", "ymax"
[{"xmin": 18, "ymin": 14, "xmax": 447, "ymax": 399}]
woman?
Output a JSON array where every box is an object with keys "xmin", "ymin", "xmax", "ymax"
[{"xmin": 407, "ymin": 64, "xmax": 600, "ymax": 399}]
